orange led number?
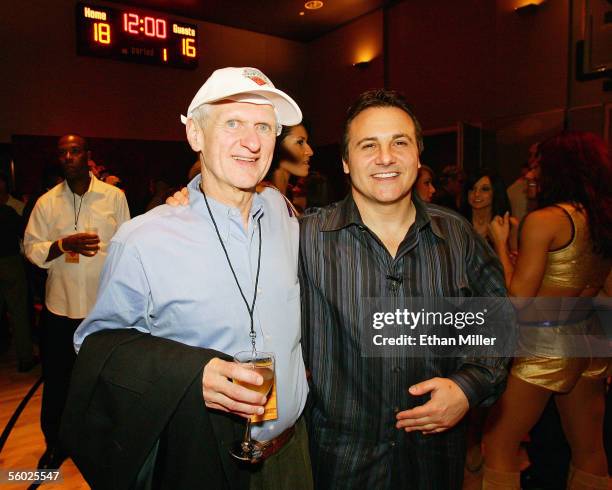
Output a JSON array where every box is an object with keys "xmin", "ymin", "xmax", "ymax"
[
  {"xmin": 93, "ymin": 22, "xmax": 111, "ymax": 44},
  {"xmin": 181, "ymin": 38, "xmax": 196, "ymax": 58}
]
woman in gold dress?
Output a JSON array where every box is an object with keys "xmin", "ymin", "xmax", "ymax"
[{"xmin": 483, "ymin": 131, "xmax": 612, "ymax": 489}]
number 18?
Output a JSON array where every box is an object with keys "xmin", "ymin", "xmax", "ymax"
[{"xmin": 94, "ymin": 22, "xmax": 111, "ymax": 44}]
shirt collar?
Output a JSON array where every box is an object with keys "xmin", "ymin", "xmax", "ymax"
[
  {"xmin": 60, "ymin": 172, "xmax": 98, "ymax": 197},
  {"xmin": 413, "ymin": 194, "xmax": 446, "ymax": 240},
  {"xmin": 187, "ymin": 175, "xmax": 264, "ymax": 220},
  {"xmin": 321, "ymin": 191, "xmax": 446, "ymax": 240},
  {"xmin": 319, "ymin": 194, "xmax": 363, "ymax": 232}
]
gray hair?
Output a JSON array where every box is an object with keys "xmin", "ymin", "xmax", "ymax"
[{"xmin": 190, "ymin": 104, "xmax": 213, "ymax": 130}]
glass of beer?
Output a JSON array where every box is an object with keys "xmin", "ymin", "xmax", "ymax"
[
  {"xmin": 229, "ymin": 350, "xmax": 275, "ymax": 462},
  {"xmin": 84, "ymin": 216, "xmax": 100, "ymax": 256}
]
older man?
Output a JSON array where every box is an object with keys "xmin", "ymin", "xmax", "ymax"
[
  {"xmin": 24, "ymin": 134, "xmax": 130, "ymax": 470},
  {"xmin": 299, "ymin": 89, "xmax": 510, "ymax": 489},
  {"xmin": 71, "ymin": 68, "xmax": 311, "ymax": 489}
]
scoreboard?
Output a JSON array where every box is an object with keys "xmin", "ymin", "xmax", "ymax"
[{"xmin": 76, "ymin": 2, "xmax": 198, "ymax": 69}]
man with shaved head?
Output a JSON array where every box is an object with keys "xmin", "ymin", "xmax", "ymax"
[{"xmin": 24, "ymin": 133, "xmax": 130, "ymax": 471}]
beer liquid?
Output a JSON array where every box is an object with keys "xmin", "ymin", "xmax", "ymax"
[{"xmin": 235, "ymin": 365, "xmax": 274, "ymax": 396}]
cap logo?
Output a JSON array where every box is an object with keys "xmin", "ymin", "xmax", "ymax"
[{"xmin": 242, "ymin": 68, "xmax": 272, "ymax": 87}]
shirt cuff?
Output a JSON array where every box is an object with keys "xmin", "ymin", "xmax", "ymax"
[
  {"xmin": 25, "ymin": 241, "xmax": 54, "ymax": 269},
  {"xmin": 448, "ymin": 367, "xmax": 495, "ymax": 408}
]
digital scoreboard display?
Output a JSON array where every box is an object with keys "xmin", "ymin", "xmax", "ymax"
[{"xmin": 76, "ymin": 2, "xmax": 198, "ymax": 69}]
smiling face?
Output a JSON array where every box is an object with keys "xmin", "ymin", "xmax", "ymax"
[
  {"xmin": 525, "ymin": 161, "xmax": 541, "ymax": 200},
  {"xmin": 278, "ymin": 124, "xmax": 313, "ymax": 178},
  {"xmin": 415, "ymin": 168, "xmax": 436, "ymax": 202},
  {"xmin": 467, "ymin": 176, "xmax": 493, "ymax": 211},
  {"xmin": 188, "ymin": 101, "xmax": 277, "ymax": 202},
  {"xmin": 343, "ymin": 106, "xmax": 420, "ymax": 209}
]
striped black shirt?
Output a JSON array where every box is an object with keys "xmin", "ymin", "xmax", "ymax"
[{"xmin": 299, "ymin": 194, "xmax": 509, "ymax": 489}]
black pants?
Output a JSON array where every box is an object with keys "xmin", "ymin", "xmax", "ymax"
[{"xmin": 39, "ymin": 309, "xmax": 81, "ymax": 448}]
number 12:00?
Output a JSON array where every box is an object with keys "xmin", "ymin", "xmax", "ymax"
[{"xmin": 123, "ymin": 13, "xmax": 167, "ymax": 39}]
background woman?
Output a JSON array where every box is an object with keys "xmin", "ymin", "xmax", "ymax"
[
  {"xmin": 262, "ymin": 123, "xmax": 313, "ymax": 207},
  {"xmin": 415, "ymin": 165, "xmax": 436, "ymax": 202},
  {"xmin": 483, "ymin": 131, "xmax": 612, "ymax": 489},
  {"xmin": 460, "ymin": 169, "xmax": 512, "ymax": 487},
  {"xmin": 461, "ymin": 168, "xmax": 510, "ymax": 240}
]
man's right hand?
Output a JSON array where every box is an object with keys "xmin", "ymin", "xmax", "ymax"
[
  {"xmin": 166, "ymin": 187, "xmax": 189, "ymax": 207},
  {"xmin": 202, "ymin": 357, "xmax": 267, "ymax": 418},
  {"xmin": 62, "ymin": 232, "xmax": 100, "ymax": 256}
]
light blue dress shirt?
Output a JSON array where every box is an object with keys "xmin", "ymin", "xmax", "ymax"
[{"xmin": 74, "ymin": 176, "xmax": 308, "ymax": 440}]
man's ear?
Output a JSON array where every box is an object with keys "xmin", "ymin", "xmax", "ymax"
[
  {"xmin": 342, "ymin": 159, "xmax": 350, "ymax": 175},
  {"xmin": 186, "ymin": 119, "xmax": 203, "ymax": 152}
]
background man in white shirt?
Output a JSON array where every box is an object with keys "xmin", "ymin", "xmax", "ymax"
[{"xmin": 24, "ymin": 134, "xmax": 130, "ymax": 471}]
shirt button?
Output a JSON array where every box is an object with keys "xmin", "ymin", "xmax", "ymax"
[
  {"xmin": 390, "ymin": 441, "xmax": 396, "ymax": 447},
  {"xmin": 257, "ymin": 288, "xmax": 263, "ymax": 294},
  {"xmin": 393, "ymin": 406, "xmax": 400, "ymax": 413},
  {"xmin": 393, "ymin": 366, "xmax": 401, "ymax": 373}
]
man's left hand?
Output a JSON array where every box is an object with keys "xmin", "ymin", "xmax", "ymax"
[{"xmin": 395, "ymin": 377, "xmax": 469, "ymax": 435}]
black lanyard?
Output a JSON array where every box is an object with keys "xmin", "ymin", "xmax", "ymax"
[
  {"xmin": 200, "ymin": 186, "xmax": 262, "ymax": 353},
  {"xmin": 72, "ymin": 192, "xmax": 85, "ymax": 231},
  {"xmin": 71, "ymin": 178, "xmax": 92, "ymax": 231}
]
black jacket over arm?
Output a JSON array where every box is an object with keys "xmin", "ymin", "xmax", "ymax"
[{"xmin": 60, "ymin": 329, "xmax": 249, "ymax": 490}]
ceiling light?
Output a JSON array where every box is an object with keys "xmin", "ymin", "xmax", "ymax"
[
  {"xmin": 352, "ymin": 61, "xmax": 371, "ymax": 69},
  {"xmin": 299, "ymin": 11, "xmax": 305, "ymax": 16},
  {"xmin": 304, "ymin": 1, "xmax": 323, "ymax": 10},
  {"xmin": 514, "ymin": 0, "xmax": 545, "ymax": 14}
]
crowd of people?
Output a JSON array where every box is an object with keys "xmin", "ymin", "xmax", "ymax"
[{"xmin": 0, "ymin": 66, "xmax": 610, "ymax": 490}]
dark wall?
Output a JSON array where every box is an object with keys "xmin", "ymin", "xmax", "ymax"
[{"xmin": 387, "ymin": 0, "xmax": 497, "ymax": 131}]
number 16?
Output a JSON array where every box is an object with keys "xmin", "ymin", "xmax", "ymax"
[{"xmin": 181, "ymin": 38, "xmax": 196, "ymax": 57}]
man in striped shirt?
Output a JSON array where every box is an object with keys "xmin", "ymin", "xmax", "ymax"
[{"xmin": 299, "ymin": 90, "xmax": 510, "ymax": 489}]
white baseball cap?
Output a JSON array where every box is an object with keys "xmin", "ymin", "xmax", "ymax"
[{"xmin": 180, "ymin": 67, "xmax": 302, "ymax": 126}]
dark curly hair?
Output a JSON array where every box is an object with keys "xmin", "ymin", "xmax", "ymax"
[
  {"xmin": 460, "ymin": 168, "xmax": 510, "ymax": 221},
  {"xmin": 536, "ymin": 131, "xmax": 612, "ymax": 258}
]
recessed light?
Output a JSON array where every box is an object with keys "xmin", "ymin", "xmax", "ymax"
[
  {"xmin": 304, "ymin": 1, "xmax": 323, "ymax": 10},
  {"xmin": 299, "ymin": 11, "xmax": 305, "ymax": 16}
]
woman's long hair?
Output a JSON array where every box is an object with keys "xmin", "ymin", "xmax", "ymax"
[
  {"xmin": 537, "ymin": 131, "xmax": 612, "ymax": 258},
  {"xmin": 264, "ymin": 121, "xmax": 311, "ymax": 182},
  {"xmin": 460, "ymin": 168, "xmax": 510, "ymax": 222}
]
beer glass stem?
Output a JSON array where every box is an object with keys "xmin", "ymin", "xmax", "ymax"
[{"xmin": 241, "ymin": 418, "xmax": 252, "ymax": 450}]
